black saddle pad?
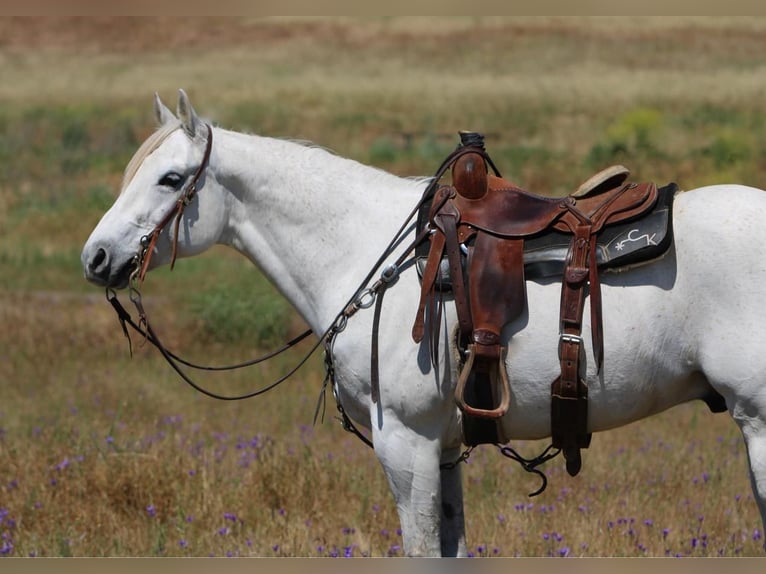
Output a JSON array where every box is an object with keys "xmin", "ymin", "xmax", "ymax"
[{"xmin": 416, "ymin": 182, "xmax": 677, "ymax": 288}]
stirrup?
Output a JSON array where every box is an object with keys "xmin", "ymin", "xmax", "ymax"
[{"xmin": 454, "ymin": 344, "xmax": 511, "ymax": 419}]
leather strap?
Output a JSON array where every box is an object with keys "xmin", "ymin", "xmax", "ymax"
[
  {"xmin": 412, "ymin": 230, "xmax": 446, "ymax": 344},
  {"xmin": 552, "ymin": 219, "xmax": 594, "ymax": 476},
  {"xmin": 136, "ymin": 123, "xmax": 214, "ymax": 283},
  {"xmin": 437, "ymin": 209, "xmax": 473, "ymax": 347}
]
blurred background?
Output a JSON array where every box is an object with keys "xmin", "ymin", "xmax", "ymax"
[{"xmin": 1, "ymin": 17, "xmax": 765, "ymax": 557}]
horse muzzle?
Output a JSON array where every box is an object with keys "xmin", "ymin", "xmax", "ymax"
[{"xmin": 81, "ymin": 244, "xmax": 135, "ymax": 289}]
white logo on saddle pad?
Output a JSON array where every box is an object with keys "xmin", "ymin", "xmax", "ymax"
[{"xmin": 614, "ymin": 229, "xmax": 658, "ymax": 251}]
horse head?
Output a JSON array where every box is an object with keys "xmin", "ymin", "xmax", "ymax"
[{"xmin": 81, "ymin": 90, "xmax": 226, "ymax": 288}]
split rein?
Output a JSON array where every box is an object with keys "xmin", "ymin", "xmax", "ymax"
[
  {"xmin": 103, "ymin": 129, "xmax": 560, "ymax": 494},
  {"xmin": 107, "ymin": 123, "xmax": 322, "ymax": 401},
  {"xmin": 104, "ymin": 121, "xmax": 431, "ymax": 405}
]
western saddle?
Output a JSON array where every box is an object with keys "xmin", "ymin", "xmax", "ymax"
[{"xmin": 412, "ymin": 132, "xmax": 676, "ymax": 476}]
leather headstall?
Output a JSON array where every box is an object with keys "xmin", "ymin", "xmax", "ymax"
[{"xmin": 134, "ymin": 123, "xmax": 214, "ymax": 284}]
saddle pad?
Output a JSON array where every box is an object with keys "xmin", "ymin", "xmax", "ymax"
[{"xmin": 415, "ymin": 183, "xmax": 677, "ymax": 288}]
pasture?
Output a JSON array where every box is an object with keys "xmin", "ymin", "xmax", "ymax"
[{"xmin": 2, "ymin": 16, "xmax": 766, "ymax": 557}]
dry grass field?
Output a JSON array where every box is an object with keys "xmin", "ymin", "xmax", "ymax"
[{"xmin": 2, "ymin": 17, "xmax": 766, "ymax": 557}]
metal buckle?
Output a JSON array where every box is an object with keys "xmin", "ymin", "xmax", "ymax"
[{"xmin": 558, "ymin": 333, "xmax": 583, "ymax": 360}]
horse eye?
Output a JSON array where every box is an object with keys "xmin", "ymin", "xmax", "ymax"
[{"xmin": 158, "ymin": 172, "xmax": 184, "ymax": 189}]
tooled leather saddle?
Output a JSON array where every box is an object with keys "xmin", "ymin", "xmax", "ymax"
[{"xmin": 411, "ymin": 132, "xmax": 676, "ymax": 476}]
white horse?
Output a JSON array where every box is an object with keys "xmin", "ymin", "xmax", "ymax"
[{"xmin": 81, "ymin": 90, "xmax": 766, "ymax": 556}]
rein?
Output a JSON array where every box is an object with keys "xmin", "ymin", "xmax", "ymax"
[
  {"xmin": 108, "ymin": 130, "xmax": 469, "ymax": 402},
  {"xmin": 104, "ymin": 129, "xmax": 559, "ymax": 493}
]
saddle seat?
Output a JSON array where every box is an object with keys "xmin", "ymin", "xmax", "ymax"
[{"xmin": 411, "ymin": 135, "xmax": 675, "ymax": 476}]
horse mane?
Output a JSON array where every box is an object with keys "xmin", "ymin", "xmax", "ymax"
[
  {"xmin": 122, "ymin": 123, "xmax": 430, "ymax": 198},
  {"xmin": 120, "ymin": 120, "xmax": 182, "ymax": 193}
]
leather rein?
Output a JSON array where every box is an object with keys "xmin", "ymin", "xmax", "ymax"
[
  {"xmin": 109, "ymin": 122, "xmax": 317, "ymax": 401},
  {"xmin": 104, "ymin": 131, "xmax": 558, "ymax": 492},
  {"xmin": 106, "ymin": 122, "xmax": 435, "ymax": 404}
]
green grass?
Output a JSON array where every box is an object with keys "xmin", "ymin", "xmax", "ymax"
[{"xmin": 2, "ymin": 17, "xmax": 766, "ymax": 557}]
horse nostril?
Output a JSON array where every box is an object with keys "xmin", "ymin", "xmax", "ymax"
[{"xmin": 89, "ymin": 247, "xmax": 108, "ymax": 272}]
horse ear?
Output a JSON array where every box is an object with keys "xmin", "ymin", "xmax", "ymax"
[
  {"xmin": 153, "ymin": 92, "xmax": 176, "ymax": 126},
  {"xmin": 177, "ymin": 89, "xmax": 200, "ymax": 137}
]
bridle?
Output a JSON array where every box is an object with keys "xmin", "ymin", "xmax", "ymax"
[
  {"xmin": 110, "ymin": 121, "xmax": 317, "ymax": 402},
  {"xmin": 105, "ymin": 129, "xmax": 560, "ymax": 493},
  {"xmin": 132, "ymin": 122, "xmax": 214, "ymax": 285}
]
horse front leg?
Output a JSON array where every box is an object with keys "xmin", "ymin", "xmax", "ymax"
[
  {"xmin": 373, "ymin": 417, "xmax": 444, "ymax": 556},
  {"xmin": 440, "ymin": 446, "xmax": 468, "ymax": 557},
  {"xmin": 732, "ymin": 405, "xmax": 766, "ymax": 550}
]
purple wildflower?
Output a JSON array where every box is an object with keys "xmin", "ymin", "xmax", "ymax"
[
  {"xmin": 754, "ymin": 529, "xmax": 762, "ymax": 541},
  {"xmin": 179, "ymin": 539, "xmax": 188, "ymax": 549},
  {"xmin": 146, "ymin": 504, "xmax": 156, "ymax": 518},
  {"xmin": 218, "ymin": 527, "xmax": 229, "ymax": 536},
  {"xmin": 272, "ymin": 544, "xmax": 279, "ymax": 552},
  {"xmin": 558, "ymin": 547, "xmax": 570, "ymax": 557},
  {"xmin": 223, "ymin": 512, "xmax": 237, "ymax": 522}
]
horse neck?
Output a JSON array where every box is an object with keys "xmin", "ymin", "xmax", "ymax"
[{"xmin": 214, "ymin": 129, "xmax": 426, "ymax": 332}]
